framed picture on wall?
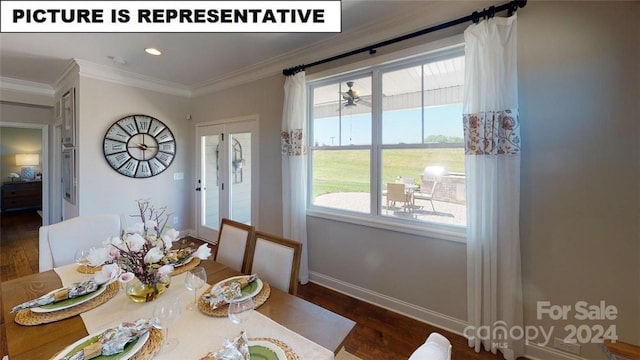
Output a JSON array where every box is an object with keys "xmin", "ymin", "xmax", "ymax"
[
  {"xmin": 61, "ymin": 88, "xmax": 75, "ymax": 146},
  {"xmin": 62, "ymin": 148, "xmax": 75, "ymax": 204}
]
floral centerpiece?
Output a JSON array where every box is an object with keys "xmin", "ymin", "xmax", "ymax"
[{"xmin": 91, "ymin": 199, "xmax": 211, "ymax": 302}]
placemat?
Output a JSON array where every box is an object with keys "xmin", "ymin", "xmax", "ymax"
[
  {"xmin": 131, "ymin": 327, "xmax": 163, "ymax": 360},
  {"xmin": 15, "ymin": 282, "xmax": 120, "ymax": 326},
  {"xmin": 197, "ymin": 281, "xmax": 271, "ymax": 317},
  {"xmin": 170, "ymin": 257, "xmax": 201, "ymax": 276},
  {"xmin": 250, "ymin": 337, "xmax": 300, "ymax": 360}
]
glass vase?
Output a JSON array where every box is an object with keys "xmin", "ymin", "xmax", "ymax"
[{"xmin": 126, "ymin": 276, "xmax": 171, "ymax": 303}]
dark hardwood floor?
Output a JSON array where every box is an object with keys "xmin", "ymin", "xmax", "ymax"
[{"xmin": 0, "ymin": 211, "xmax": 513, "ymax": 359}]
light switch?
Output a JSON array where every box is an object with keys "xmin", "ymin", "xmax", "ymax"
[{"xmin": 173, "ymin": 172, "xmax": 184, "ymax": 180}]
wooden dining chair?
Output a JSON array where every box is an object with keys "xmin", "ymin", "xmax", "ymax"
[
  {"xmin": 214, "ymin": 218, "xmax": 255, "ymax": 274},
  {"xmin": 248, "ymin": 231, "xmax": 302, "ymax": 295},
  {"xmin": 39, "ymin": 214, "xmax": 122, "ymax": 272}
]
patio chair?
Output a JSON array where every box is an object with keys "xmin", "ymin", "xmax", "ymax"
[
  {"xmin": 386, "ymin": 182, "xmax": 411, "ymax": 213},
  {"xmin": 414, "ymin": 176, "xmax": 438, "ymax": 212}
]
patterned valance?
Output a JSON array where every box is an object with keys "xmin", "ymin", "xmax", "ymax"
[
  {"xmin": 281, "ymin": 129, "xmax": 306, "ymax": 156},
  {"xmin": 463, "ymin": 109, "xmax": 520, "ymax": 155}
]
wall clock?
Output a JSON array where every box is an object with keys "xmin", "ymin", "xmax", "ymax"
[{"xmin": 103, "ymin": 115, "xmax": 176, "ymax": 178}]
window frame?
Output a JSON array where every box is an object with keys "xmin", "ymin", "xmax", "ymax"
[{"xmin": 306, "ymin": 45, "xmax": 467, "ymax": 243}]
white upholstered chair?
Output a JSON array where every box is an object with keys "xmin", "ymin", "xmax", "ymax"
[
  {"xmin": 248, "ymin": 231, "xmax": 302, "ymax": 295},
  {"xmin": 39, "ymin": 214, "xmax": 122, "ymax": 272},
  {"xmin": 408, "ymin": 332, "xmax": 452, "ymax": 360},
  {"xmin": 214, "ymin": 218, "xmax": 254, "ymax": 274}
]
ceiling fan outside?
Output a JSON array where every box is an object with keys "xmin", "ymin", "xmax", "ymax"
[{"xmin": 342, "ymin": 81, "xmax": 360, "ymax": 107}]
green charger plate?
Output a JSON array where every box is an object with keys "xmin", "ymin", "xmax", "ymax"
[
  {"xmin": 33, "ymin": 284, "xmax": 106, "ymax": 312},
  {"xmin": 53, "ymin": 330, "xmax": 149, "ymax": 360}
]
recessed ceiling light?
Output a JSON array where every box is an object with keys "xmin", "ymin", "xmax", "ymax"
[{"xmin": 145, "ymin": 48, "xmax": 162, "ymax": 56}]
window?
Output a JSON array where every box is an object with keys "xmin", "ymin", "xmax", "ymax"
[{"xmin": 308, "ymin": 47, "xmax": 467, "ymax": 232}]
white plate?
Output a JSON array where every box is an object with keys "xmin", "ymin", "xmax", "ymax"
[
  {"xmin": 211, "ymin": 275, "xmax": 263, "ymax": 301},
  {"xmin": 249, "ymin": 340, "xmax": 287, "ymax": 360},
  {"xmin": 31, "ymin": 284, "xmax": 107, "ymax": 313},
  {"xmin": 52, "ymin": 329, "xmax": 149, "ymax": 360}
]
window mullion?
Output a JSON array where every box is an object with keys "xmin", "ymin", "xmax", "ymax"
[{"xmin": 371, "ymin": 69, "xmax": 382, "ymax": 215}]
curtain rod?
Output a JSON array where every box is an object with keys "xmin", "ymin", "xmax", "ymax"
[{"xmin": 282, "ymin": 0, "xmax": 526, "ymax": 76}]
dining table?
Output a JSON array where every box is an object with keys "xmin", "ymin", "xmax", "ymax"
[{"xmin": 1, "ymin": 259, "xmax": 355, "ymax": 360}]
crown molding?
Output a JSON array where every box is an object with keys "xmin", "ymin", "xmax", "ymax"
[
  {"xmin": 0, "ymin": 77, "xmax": 55, "ymax": 97},
  {"xmin": 74, "ymin": 59, "xmax": 192, "ymax": 98},
  {"xmin": 3, "ymin": 2, "xmax": 482, "ymax": 100},
  {"xmin": 191, "ymin": 1, "xmax": 477, "ymax": 97}
]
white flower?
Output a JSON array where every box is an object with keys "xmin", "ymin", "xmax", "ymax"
[
  {"xmin": 87, "ymin": 247, "xmax": 109, "ymax": 267},
  {"xmin": 161, "ymin": 228, "xmax": 178, "ymax": 249},
  {"xmin": 157, "ymin": 264, "xmax": 174, "ymax": 277},
  {"xmin": 118, "ymin": 272, "xmax": 135, "ymax": 283},
  {"xmin": 193, "ymin": 244, "xmax": 212, "ymax": 260},
  {"xmin": 143, "ymin": 246, "xmax": 164, "ymax": 264},
  {"xmin": 124, "ymin": 233, "xmax": 146, "ymax": 252},
  {"xmin": 165, "ymin": 228, "xmax": 179, "ymax": 242},
  {"xmin": 94, "ymin": 263, "xmax": 120, "ymax": 284},
  {"xmin": 107, "ymin": 236, "xmax": 124, "ymax": 248}
]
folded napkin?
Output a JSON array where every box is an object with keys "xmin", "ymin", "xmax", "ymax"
[
  {"xmin": 200, "ymin": 331, "xmax": 249, "ymax": 360},
  {"xmin": 10, "ymin": 264, "xmax": 119, "ymax": 313},
  {"xmin": 62, "ymin": 319, "xmax": 150, "ymax": 360},
  {"xmin": 202, "ymin": 274, "xmax": 258, "ymax": 310}
]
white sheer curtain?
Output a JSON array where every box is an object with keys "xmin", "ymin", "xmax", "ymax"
[
  {"xmin": 281, "ymin": 71, "xmax": 309, "ymax": 284},
  {"xmin": 463, "ymin": 15, "xmax": 524, "ymax": 360}
]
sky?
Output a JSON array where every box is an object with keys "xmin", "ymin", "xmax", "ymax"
[{"xmin": 312, "ymin": 103, "xmax": 463, "ymax": 146}]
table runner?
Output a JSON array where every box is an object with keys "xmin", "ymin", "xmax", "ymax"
[{"xmin": 54, "ymin": 264, "xmax": 333, "ymax": 360}]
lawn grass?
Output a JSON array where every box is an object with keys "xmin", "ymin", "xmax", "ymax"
[{"xmin": 312, "ymin": 148, "xmax": 465, "ymax": 198}]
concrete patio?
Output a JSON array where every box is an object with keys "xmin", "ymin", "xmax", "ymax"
[{"xmin": 313, "ymin": 192, "xmax": 466, "ymax": 226}]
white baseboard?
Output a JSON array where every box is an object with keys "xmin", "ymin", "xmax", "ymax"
[
  {"xmin": 308, "ymin": 271, "xmax": 468, "ymax": 335},
  {"xmin": 308, "ymin": 271, "xmax": 587, "ymax": 360}
]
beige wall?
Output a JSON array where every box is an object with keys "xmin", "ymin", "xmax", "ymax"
[
  {"xmin": 518, "ymin": 1, "xmax": 639, "ymax": 357},
  {"xmin": 75, "ymin": 77, "xmax": 192, "ymax": 229},
  {"xmin": 190, "ymin": 74, "xmax": 285, "ymax": 236}
]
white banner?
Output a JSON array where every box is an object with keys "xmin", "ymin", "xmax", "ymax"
[{"xmin": 0, "ymin": 1, "xmax": 342, "ymax": 33}]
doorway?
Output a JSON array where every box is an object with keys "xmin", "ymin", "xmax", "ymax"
[
  {"xmin": 0, "ymin": 122, "xmax": 49, "ymax": 225},
  {"xmin": 195, "ymin": 116, "xmax": 258, "ymax": 242}
]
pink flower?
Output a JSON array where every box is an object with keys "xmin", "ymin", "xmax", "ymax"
[{"xmin": 118, "ymin": 272, "xmax": 135, "ymax": 284}]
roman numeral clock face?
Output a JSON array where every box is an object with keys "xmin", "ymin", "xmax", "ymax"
[{"xmin": 103, "ymin": 115, "xmax": 176, "ymax": 178}]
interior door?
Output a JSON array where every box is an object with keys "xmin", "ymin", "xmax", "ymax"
[{"xmin": 196, "ymin": 120, "xmax": 256, "ymax": 241}]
